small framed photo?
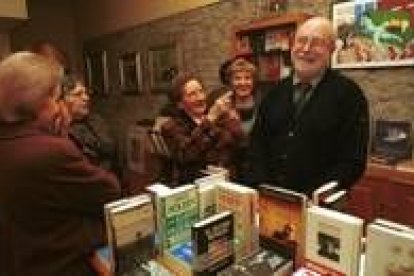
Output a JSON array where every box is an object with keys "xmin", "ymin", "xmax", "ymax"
[
  {"xmin": 371, "ymin": 119, "xmax": 412, "ymax": 164},
  {"xmin": 118, "ymin": 52, "xmax": 143, "ymax": 95},
  {"xmin": 84, "ymin": 50, "xmax": 109, "ymax": 95},
  {"xmin": 148, "ymin": 44, "xmax": 180, "ymax": 93}
]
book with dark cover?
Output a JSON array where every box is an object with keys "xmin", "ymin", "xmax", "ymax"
[
  {"xmin": 218, "ymin": 243, "xmax": 294, "ymax": 276},
  {"xmin": 192, "ymin": 211, "xmax": 235, "ymax": 275}
]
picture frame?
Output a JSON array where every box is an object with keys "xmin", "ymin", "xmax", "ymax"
[
  {"xmin": 84, "ymin": 50, "xmax": 109, "ymax": 95},
  {"xmin": 371, "ymin": 119, "xmax": 412, "ymax": 165},
  {"xmin": 148, "ymin": 44, "xmax": 180, "ymax": 93},
  {"xmin": 118, "ymin": 52, "xmax": 143, "ymax": 95},
  {"xmin": 331, "ymin": 0, "xmax": 414, "ymax": 69}
]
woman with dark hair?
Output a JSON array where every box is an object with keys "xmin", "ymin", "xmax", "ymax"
[{"xmin": 159, "ymin": 72, "xmax": 242, "ymax": 186}]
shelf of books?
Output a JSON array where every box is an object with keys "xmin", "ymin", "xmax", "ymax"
[
  {"xmin": 97, "ymin": 171, "xmax": 414, "ymax": 275},
  {"xmin": 231, "ymin": 12, "xmax": 311, "ymax": 84}
]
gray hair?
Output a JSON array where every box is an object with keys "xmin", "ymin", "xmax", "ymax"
[{"xmin": 0, "ymin": 51, "xmax": 63, "ymax": 123}]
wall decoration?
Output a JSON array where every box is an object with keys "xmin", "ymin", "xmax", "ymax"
[
  {"xmin": 118, "ymin": 52, "xmax": 143, "ymax": 95},
  {"xmin": 148, "ymin": 44, "xmax": 180, "ymax": 92},
  {"xmin": 84, "ymin": 50, "xmax": 109, "ymax": 95},
  {"xmin": 332, "ymin": 0, "xmax": 414, "ymax": 69},
  {"xmin": 371, "ymin": 119, "xmax": 412, "ymax": 165}
]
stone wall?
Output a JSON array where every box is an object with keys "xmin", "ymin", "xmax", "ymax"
[{"xmin": 85, "ymin": 0, "xmax": 414, "ymax": 163}]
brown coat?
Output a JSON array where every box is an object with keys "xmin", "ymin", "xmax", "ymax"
[
  {"xmin": 160, "ymin": 108, "xmax": 243, "ymax": 186},
  {"xmin": 0, "ymin": 121, "xmax": 121, "ymax": 276}
]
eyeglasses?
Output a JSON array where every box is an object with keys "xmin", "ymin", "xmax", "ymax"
[{"xmin": 294, "ymin": 35, "xmax": 329, "ymax": 50}]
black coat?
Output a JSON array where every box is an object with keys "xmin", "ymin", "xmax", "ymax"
[{"xmin": 248, "ymin": 69, "xmax": 369, "ymax": 195}]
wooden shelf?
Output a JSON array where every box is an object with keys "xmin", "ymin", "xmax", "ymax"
[{"xmin": 234, "ymin": 12, "xmax": 311, "ymax": 34}]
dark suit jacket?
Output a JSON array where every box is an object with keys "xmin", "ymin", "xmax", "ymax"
[
  {"xmin": 0, "ymin": 121, "xmax": 121, "ymax": 276},
  {"xmin": 249, "ymin": 69, "xmax": 369, "ymax": 195}
]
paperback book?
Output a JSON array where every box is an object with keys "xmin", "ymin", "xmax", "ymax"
[
  {"xmin": 104, "ymin": 194, "xmax": 155, "ymax": 275},
  {"xmin": 258, "ymin": 184, "xmax": 308, "ymax": 267},
  {"xmin": 192, "ymin": 211, "xmax": 235, "ymax": 275},
  {"xmin": 365, "ymin": 219, "xmax": 414, "ymax": 276},
  {"xmin": 216, "ymin": 182, "xmax": 259, "ymax": 260},
  {"xmin": 305, "ymin": 206, "xmax": 363, "ymax": 276}
]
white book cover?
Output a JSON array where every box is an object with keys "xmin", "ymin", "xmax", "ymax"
[
  {"xmin": 312, "ymin": 181, "xmax": 338, "ymax": 205},
  {"xmin": 305, "ymin": 206, "xmax": 363, "ymax": 276},
  {"xmin": 216, "ymin": 182, "xmax": 259, "ymax": 260},
  {"xmin": 365, "ymin": 221, "xmax": 414, "ymax": 276}
]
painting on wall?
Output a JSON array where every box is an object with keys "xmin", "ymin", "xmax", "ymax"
[
  {"xmin": 331, "ymin": 0, "xmax": 414, "ymax": 69},
  {"xmin": 118, "ymin": 52, "xmax": 143, "ymax": 95},
  {"xmin": 148, "ymin": 44, "xmax": 180, "ymax": 93},
  {"xmin": 84, "ymin": 50, "xmax": 109, "ymax": 95}
]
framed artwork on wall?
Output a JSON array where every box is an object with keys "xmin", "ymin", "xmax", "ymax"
[
  {"xmin": 331, "ymin": 0, "xmax": 414, "ymax": 69},
  {"xmin": 118, "ymin": 52, "xmax": 143, "ymax": 95},
  {"xmin": 148, "ymin": 44, "xmax": 180, "ymax": 93},
  {"xmin": 84, "ymin": 50, "xmax": 109, "ymax": 95}
]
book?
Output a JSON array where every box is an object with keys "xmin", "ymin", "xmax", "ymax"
[
  {"xmin": 195, "ymin": 173, "xmax": 226, "ymax": 219},
  {"xmin": 192, "ymin": 211, "xmax": 235, "ymax": 275},
  {"xmin": 156, "ymin": 184, "xmax": 199, "ymax": 253},
  {"xmin": 219, "ymin": 245, "xmax": 294, "ymax": 276},
  {"xmin": 320, "ymin": 190, "xmax": 347, "ymax": 211},
  {"xmin": 216, "ymin": 182, "xmax": 259, "ymax": 261},
  {"xmin": 305, "ymin": 206, "xmax": 363, "ymax": 276},
  {"xmin": 312, "ymin": 181, "xmax": 338, "ymax": 206},
  {"xmin": 104, "ymin": 194, "xmax": 155, "ymax": 275},
  {"xmin": 365, "ymin": 220, "xmax": 414, "ymax": 276},
  {"xmin": 293, "ymin": 267, "xmax": 322, "ymax": 276},
  {"xmin": 258, "ymin": 184, "xmax": 308, "ymax": 268}
]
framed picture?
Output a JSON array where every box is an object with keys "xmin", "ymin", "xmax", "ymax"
[
  {"xmin": 84, "ymin": 50, "xmax": 109, "ymax": 95},
  {"xmin": 118, "ymin": 52, "xmax": 143, "ymax": 95},
  {"xmin": 331, "ymin": 0, "xmax": 414, "ymax": 69},
  {"xmin": 371, "ymin": 119, "xmax": 412, "ymax": 164},
  {"xmin": 148, "ymin": 44, "xmax": 180, "ymax": 92}
]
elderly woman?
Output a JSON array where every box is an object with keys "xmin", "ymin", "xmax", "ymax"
[
  {"xmin": 0, "ymin": 52, "xmax": 120, "ymax": 275},
  {"xmin": 61, "ymin": 74, "xmax": 119, "ymax": 177},
  {"xmin": 211, "ymin": 57, "xmax": 264, "ymax": 183},
  {"xmin": 160, "ymin": 72, "xmax": 242, "ymax": 186}
]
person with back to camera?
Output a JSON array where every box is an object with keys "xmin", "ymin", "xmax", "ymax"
[
  {"xmin": 248, "ymin": 17, "xmax": 369, "ymax": 196},
  {"xmin": 0, "ymin": 52, "xmax": 121, "ymax": 275},
  {"xmin": 160, "ymin": 72, "xmax": 243, "ymax": 186}
]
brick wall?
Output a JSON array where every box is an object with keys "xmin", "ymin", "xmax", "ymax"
[{"xmin": 85, "ymin": 0, "xmax": 414, "ymax": 169}]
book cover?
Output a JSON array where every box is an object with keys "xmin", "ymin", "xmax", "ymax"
[
  {"xmin": 195, "ymin": 173, "xmax": 225, "ymax": 219},
  {"xmin": 192, "ymin": 211, "xmax": 235, "ymax": 275},
  {"xmin": 104, "ymin": 194, "xmax": 155, "ymax": 275},
  {"xmin": 305, "ymin": 206, "xmax": 363, "ymax": 276},
  {"xmin": 365, "ymin": 220, "xmax": 414, "ymax": 276},
  {"xmin": 158, "ymin": 184, "xmax": 199, "ymax": 252},
  {"xmin": 258, "ymin": 184, "xmax": 308, "ymax": 267},
  {"xmin": 216, "ymin": 182, "xmax": 259, "ymax": 261},
  {"xmin": 312, "ymin": 181, "xmax": 338, "ymax": 206}
]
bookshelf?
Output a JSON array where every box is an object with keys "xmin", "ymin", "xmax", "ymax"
[{"xmin": 231, "ymin": 12, "xmax": 311, "ymax": 84}]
